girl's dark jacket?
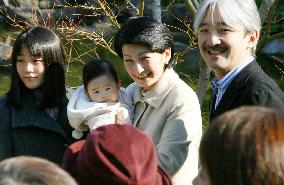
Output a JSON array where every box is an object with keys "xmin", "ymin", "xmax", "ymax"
[{"xmin": 0, "ymin": 90, "xmax": 74, "ymax": 164}]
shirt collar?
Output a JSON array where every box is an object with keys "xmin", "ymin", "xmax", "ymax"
[{"xmin": 211, "ymin": 56, "xmax": 254, "ymax": 94}]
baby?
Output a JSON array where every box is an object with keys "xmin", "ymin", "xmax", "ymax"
[{"xmin": 67, "ymin": 59, "xmax": 133, "ymax": 139}]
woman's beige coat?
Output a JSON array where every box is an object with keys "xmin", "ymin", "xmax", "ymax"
[{"xmin": 127, "ymin": 69, "xmax": 202, "ymax": 185}]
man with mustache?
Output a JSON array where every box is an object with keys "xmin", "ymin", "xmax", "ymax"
[{"xmin": 193, "ymin": 0, "xmax": 284, "ymax": 121}]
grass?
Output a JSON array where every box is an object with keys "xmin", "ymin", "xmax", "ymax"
[{"xmin": 0, "ymin": 65, "xmax": 11, "ymax": 96}]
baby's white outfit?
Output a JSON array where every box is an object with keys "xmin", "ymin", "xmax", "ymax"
[{"xmin": 67, "ymin": 85, "xmax": 133, "ymax": 139}]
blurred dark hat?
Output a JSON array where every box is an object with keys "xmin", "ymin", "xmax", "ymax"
[{"xmin": 62, "ymin": 124, "xmax": 172, "ymax": 185}]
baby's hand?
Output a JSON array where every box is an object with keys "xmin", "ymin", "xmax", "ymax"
[{"xmin": 116, "ymin": 108, "xmax": 130, "ymax": 124}]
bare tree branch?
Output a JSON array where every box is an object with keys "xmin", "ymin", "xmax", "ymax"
[
  {"xmin": 257, "ymin": 0, "xmax": 281, "ymax": 53},
  {"xmin": 125, "ymin": 0, "xmax": 139, "ymax": 15},
  {"xmin": 259, "ymin": 0, "xmax": 275, "ymax": 23},
  {"xmin": 257, "ymin": 31, "xmax": 284, "ymax": 52},
  {"xmin": 263, "ymin": 0, "xmax": 278, "ymax": 39},
  {"xmin": 97, "ymin": 0, "xmax": 120, "ymax": 29}
]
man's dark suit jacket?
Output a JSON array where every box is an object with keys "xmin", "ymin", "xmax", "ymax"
[{"xmin": 209, "ymin": 60, "xmax": 284, "ymax": 121}]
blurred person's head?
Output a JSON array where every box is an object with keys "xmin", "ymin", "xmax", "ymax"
[
  {"xmin": 0, "ymin": 156, "xmax": 77, "ymax": 185},
  {"xmin": 63, "ymin": 124, "xmax": 172, "ymax": 185},
  {"xmin": 193, "ymin": 106, "xmax": 284, "ymax": 185}
]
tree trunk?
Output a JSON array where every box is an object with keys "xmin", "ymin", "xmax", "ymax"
[
  {"xmin": 183, "ymin": 0, "xmax": 211, "ymax": 106},
  {"xmin": 152, "ymin": 0, "xmax": 161, "ymax": 22},
  {"xmin": 196, "ymin": 58, "xmax": 211, "ymax": 106}
]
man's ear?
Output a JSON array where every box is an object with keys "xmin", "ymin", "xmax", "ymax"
[{"xmin": 247, "ymin": 30, "xmax": 260, "ymax": 48}]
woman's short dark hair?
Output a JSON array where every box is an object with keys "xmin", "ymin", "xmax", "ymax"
[
  {"xmin": 114, "ymin": 16, "xmax": 175, "ymax": 67},
  {"xmin": 200, "ymin": 106, "xmax": 284, "ymax": 185},
  {"xmin": 0, "ymin": 156, "xmax": 78, "ymax": 185},
  {"xmin": 82, "ymin": 59, "xmax": 119, "ymax": 90},
  {"xmin": 8, "ymin": 26, "xmax": 66, "ymax": 109}
]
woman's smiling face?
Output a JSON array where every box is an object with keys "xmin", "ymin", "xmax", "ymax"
[{"xmin": 122, "ymin": 44, "xmax": 171, "ymax": 91}]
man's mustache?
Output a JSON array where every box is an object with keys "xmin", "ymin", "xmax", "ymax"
[{"xmin": 205, "ymin": 44, "xmax": 227, "ymax": 51}]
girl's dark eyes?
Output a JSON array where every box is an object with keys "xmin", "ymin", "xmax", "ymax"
[
  {"xmin": 94, "ymin": 91, "xmax": 100, "ymax": 94},
  {"xmin": 34, "ymin": 57, "xmax": 43, "ymax": 62},
  {"xmin": 34, "ymin": 60, "xmax": 42, "ymax": 63},
  {"xmin": 16, "ymin": 57, "xmax": 43, "ymax": 63},
  {"xmin": 105, "ymin": 88, "xmax": 111, "ymax": 91}
]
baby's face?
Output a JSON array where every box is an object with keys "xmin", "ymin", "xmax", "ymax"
[{"xmin": 86, "ymin": 75, "xmax": 119, "ymax": 103}]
